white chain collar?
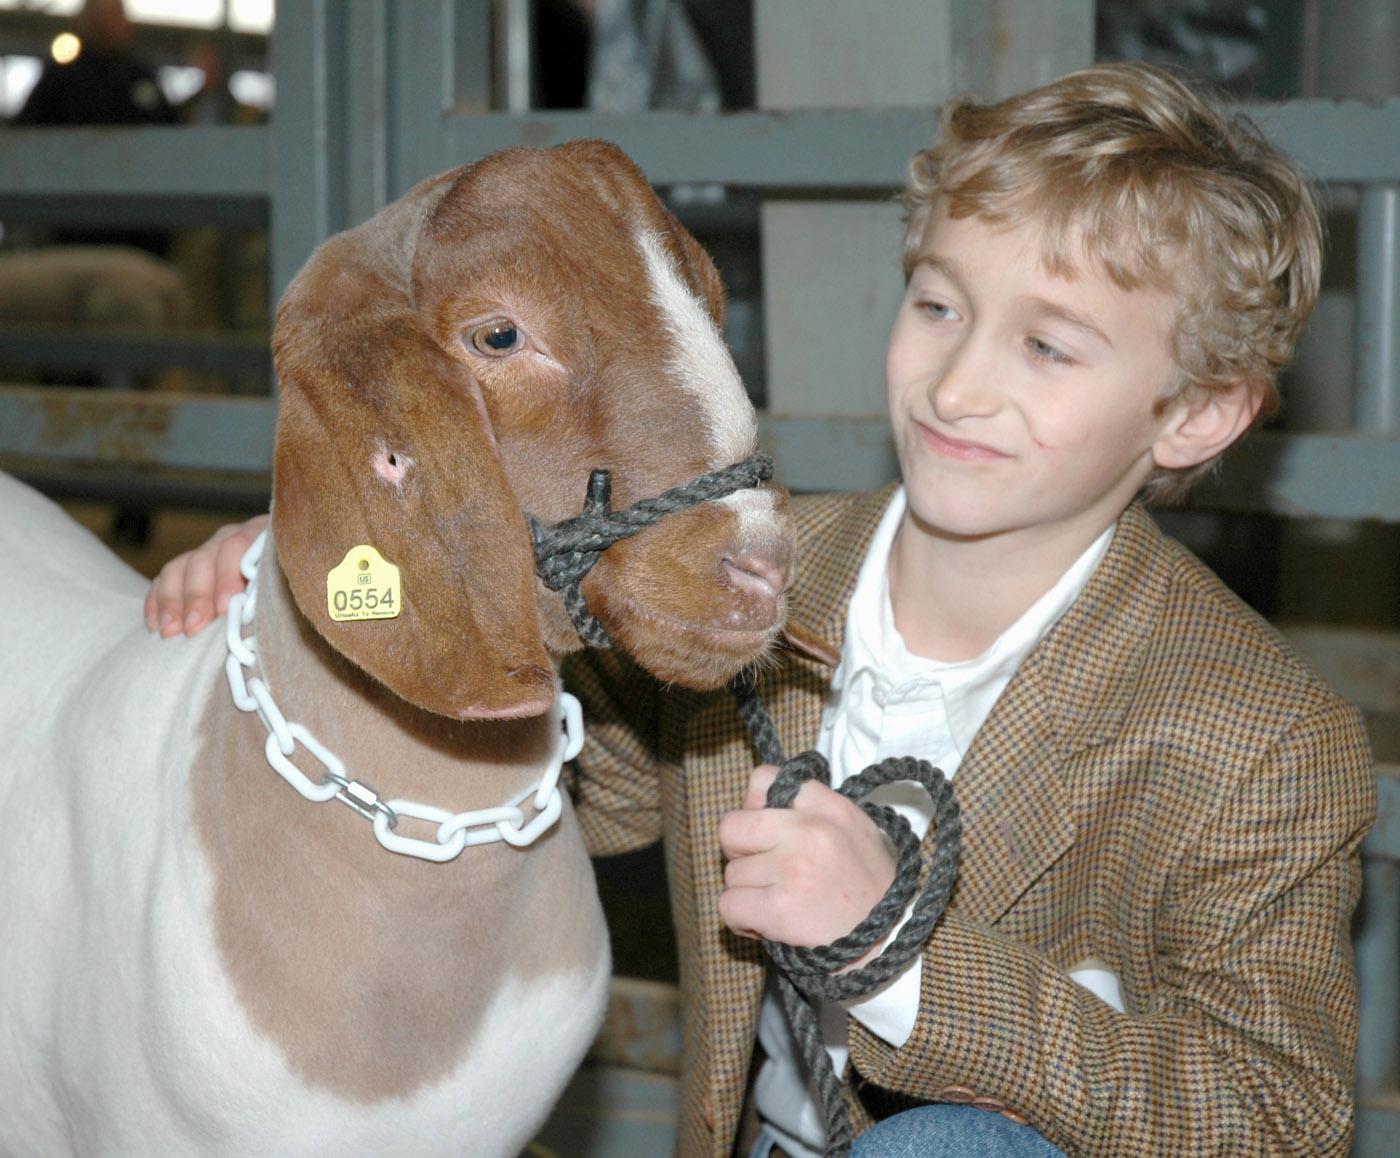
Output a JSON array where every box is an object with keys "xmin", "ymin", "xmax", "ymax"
[{"xmin": 223, "ymin": 531, "xmax": 583, "ymax": 862}]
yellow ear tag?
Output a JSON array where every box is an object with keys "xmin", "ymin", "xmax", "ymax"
[{"xmin": 326, "ymin": 545, "xmax": 402, "ymax": 622}]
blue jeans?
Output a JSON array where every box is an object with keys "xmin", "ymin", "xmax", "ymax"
[{"xmin": 848, "ymin": 1104, "xmax": 1067, "ymax": 1157}]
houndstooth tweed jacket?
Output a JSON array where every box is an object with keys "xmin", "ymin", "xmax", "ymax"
[{"xmin": 561, "ymin": 486, "xmax": 1376, "ymax": 1157}]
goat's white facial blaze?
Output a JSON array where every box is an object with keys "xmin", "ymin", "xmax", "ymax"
[
  {"xmin": 638, "ymin": 229, "xmax": 774, "ymax": 541},
  {"xmin": 639, "ymin": 230, "xmax": 755, "ymax": 466}
]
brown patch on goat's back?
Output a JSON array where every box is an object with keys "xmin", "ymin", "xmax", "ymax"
[{"xmin": 188, "ymin": 560, "xmax": 606, "ymax": 1102}]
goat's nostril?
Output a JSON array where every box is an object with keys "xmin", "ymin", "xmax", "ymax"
[{"xmin": 722, "ymin": 551, "xmax": 791, "ymax": 599}]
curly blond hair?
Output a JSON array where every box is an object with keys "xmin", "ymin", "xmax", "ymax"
[{"xmin": 902, "ymin": 63, "xmax": 1322, "ymax": 503}]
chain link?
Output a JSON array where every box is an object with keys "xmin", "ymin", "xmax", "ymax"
[{"xmin": 223, "ymin": 531, "xmax": 578, "ymax": 862}]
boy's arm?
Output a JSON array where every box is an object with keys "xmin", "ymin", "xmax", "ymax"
[
  {"xmin": 846, "ymin": 700, "xmax": 1375, "ymax": 1155},
  {"xmin": 560, "ymin": 648, "xmax": 666, "ymax": 858}
]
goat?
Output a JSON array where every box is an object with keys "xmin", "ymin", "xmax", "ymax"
[{"xmin": 0, "ymin": 140, "xmax": 794, "ymax": 1157}]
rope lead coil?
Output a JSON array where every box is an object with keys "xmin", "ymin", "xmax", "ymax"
[{"xmin": 730, "ymin": 671, "xmax": 961, "ymax": 1158}]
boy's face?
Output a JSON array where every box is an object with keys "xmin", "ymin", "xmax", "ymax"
[{"xmin": 887, "ymin": 207, "xmax": 1184, "ymax": 548}]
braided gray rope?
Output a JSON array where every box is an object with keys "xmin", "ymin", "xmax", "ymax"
[
  {"xmin": 529, "ymin": 453, "xmax": 775, "ymax": 647},
  {"xmin": 731, "ymin": 672, "xmax": 962, "ymax": 1158}
]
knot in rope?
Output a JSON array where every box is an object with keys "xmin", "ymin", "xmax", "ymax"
[
  {"xmin": 730, "ymin": 673, "xmax": 962, "ymax": 1158},
  {"xmin": 529, "ymin": 452, "xmax": 774, "ymax": 647}
]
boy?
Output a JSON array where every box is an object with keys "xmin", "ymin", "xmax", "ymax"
[{"xmin": 149, "ymin": 64, "xmax": 1375, "ymax": 1156}]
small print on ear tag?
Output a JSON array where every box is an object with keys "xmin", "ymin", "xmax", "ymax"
[{"xmin": 326, "ymin": 545, "xmax": 402, "ymax": 622}]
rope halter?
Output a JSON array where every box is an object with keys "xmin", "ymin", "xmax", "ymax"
[{"xmin": 528, "ymin": 452, "xmax": 775, "ymax": 648}]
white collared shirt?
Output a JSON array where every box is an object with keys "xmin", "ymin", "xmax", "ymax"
[{"xmin": 753, "ymin": 488, "xmax": 1117, "ymax": 1156}]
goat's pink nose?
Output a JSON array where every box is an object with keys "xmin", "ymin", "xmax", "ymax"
[{"xmin": 722, "ymin": 549, "xmax": 792, "ymax": 600}]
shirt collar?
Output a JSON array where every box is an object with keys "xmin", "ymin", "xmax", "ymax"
[{"xmin": 834, "ymin": 487, "xmax": 1114, "ymax": 754}]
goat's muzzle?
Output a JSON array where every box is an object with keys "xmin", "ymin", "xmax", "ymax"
[{"xmin": 529, "ymin": 453, "xmax": 778, "ymax": 651}]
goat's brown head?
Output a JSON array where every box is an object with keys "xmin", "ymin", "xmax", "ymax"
[{"xmin": 271, "ymin": 141, "xmax": 794, "ymax": 720}]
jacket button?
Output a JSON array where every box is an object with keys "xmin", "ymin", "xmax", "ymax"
[
  {"xmin": 1001, "ymin": 1108, "xmax": 1031, "ymax": 1126},
  {"xmin": 970, "ymin": 1096, "xmax": 1007, "ymax": 1113},
  {"xmin": 702, "ymin": 1090, "xmax": 716, "ymax": 1131},
  {"xmin": 937, "ymin": 1084, "xmax": 976, "ymax": 1103}
]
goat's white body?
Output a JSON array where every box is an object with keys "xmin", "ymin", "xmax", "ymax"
[{"xmin": 0, "ymin": 474, "xmax": 607, "ymax": 1157}]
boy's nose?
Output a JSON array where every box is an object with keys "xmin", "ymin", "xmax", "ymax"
[{"xmin": 929, "ymin": 336, "xmax": 1000, "ymax": 420}]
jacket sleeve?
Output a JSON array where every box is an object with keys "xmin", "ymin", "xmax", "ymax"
[
  {"xmin": 560, "ymin": 648, "xmax": 665, "ymax": 858},
  {"xmin": 846, "ymin": 700, "xmax": 1376, "ymax": 1156}
]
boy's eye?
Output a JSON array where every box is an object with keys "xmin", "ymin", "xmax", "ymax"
[
  {"xmin": 918, "ymin": 299, "xmax": 960, "ymax": 321},
  {"xmin": 1026, "ymin": 336, "xmax": 1073, "ymax": 365}
]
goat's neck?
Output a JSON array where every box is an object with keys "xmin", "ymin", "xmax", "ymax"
[
  {"xmin": 248, "ymin": 531, "xmax": 559, "ymax": 825},
  {"xmin": 189, "ymin": 533, "xmax": 605, "ymax": 1104}
]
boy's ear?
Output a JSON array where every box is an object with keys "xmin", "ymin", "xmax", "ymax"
[{"xmin": 1152, "ymin": 379, "xmax": 1265, "ymax": 471}]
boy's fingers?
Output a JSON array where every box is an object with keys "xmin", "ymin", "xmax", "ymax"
[
  {"xmin": 178, "ymin": 547, "xmax": 218, "ymax": 636},
  {"xmin": 716, "ymin": 886, "xmax": 764, "ymax": 940},
  {"xmin": 210, "ymin": 515, "xmax": 268, "ymax": 613},
  {"xmin": 146, "ymin": 515, "xmax": 268, "ymax": 639},
  {"xmin": 150, "ymin": 555, "xmax": 191, "ymax": 637},
  {"xmin": 788, "ymin": 778, "xmax": 843, "ymax": 817},
  {"xmin": 743, "ymin": 764, "xmax": 781, "ymax": 810},
  {"xmin": 212, "ymin": 531, "xmax": 253, "ymax": 615},
  {"xmin": 717, "ymin": 807, "xmax": 781, "ymax": 858},
  {"xmin": 723, "ymin": 852, "xmax": 775, "ymax": 890}
]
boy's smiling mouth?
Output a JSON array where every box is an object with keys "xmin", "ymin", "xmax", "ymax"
[{"xmin": 915, "ymin": 419, "xmax": 1010, "ymax": 461}]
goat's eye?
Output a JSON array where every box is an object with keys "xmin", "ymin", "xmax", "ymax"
[{"xmin": 468, "ymin": 319, "xmax": 521, "ymax": 356}]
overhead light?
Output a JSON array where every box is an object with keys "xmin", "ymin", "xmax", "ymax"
[{"xmin": 51, "ymin": 33, "xmax": 82, "ymax": 65}]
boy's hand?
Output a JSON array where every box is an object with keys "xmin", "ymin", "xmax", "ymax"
[
  {"xmin": 143, "ymin": 514, "xmax": 269, "ymax": 638},
  {"xmin": 718, "ymin": 764, "xmax": 895, "ymax": 963}
]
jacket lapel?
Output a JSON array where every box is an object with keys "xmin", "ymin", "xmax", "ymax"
[
  {"xmin": 943, "ymin": 649, "xmax": 1076, "ymax": 925},
  {"xmin": 946, "ymin": 504, "xmax": 1169, "ymax": 926}
]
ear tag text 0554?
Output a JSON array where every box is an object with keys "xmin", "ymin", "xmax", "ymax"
[{"xmin": 326, "ymin": 545, "xmax": 402, "ymax": 622}]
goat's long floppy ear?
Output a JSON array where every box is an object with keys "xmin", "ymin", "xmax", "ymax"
[{"xmin": 271, "ymin": 235, "xmax": 555, "ymax": 720}]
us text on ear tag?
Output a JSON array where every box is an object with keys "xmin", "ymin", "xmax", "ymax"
[{"xmin": 326, "ymin": 545, "xmax": 402, "ymax": 622}]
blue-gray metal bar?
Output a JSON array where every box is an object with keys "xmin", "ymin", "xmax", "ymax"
[
  {"xmin": 759, "ymin": 415, "xmax": 900, "ymax": 492},
  {"xmin": 1356, "ymin": 186, "xmax": 1400, "ymax": 433},
  {"xmin": 0, "ymin": 327, "xmax": 271, "ymax": 378},
  {"xmin": 388, "ymin": 0, "xmax": 454, "ymax": 201},
  {"xmin": 443, "ymin": 109, "xmax": 948, "ymax": 188},
  {"xmin": 1356, "ymin": 765, "xmax": 1400, "ymax": 1100},
  {"xmin": 760, "ymin": 415, "xmax": 1400, "ymax": 522},
  {"xmin": 0, "ymin": 126, "xmax": 267, "ymax": 199},
  {"xmin": 499, "ymin": 0, "xmax": 533, "ymax": 114},
  {"xmin": 1356, "ymin": 1104, "xmax": 1400, "ymax": 1158},
  {"xmin": 346, "ymin": 0, "xmax": 392, "ymax": 227},
  {"xmin": 435, "ymin": 100, "xmax": 1400, "ymax": 188},
  {"xmin": 0, "ymin": 103, "xmax": 1395, "ymax": 205},
  {"xmin": 454, "ymin": 0, "xmax": 493, "ymax": 112},
  {"xmin": 6, "ymin": 462, "xmax": 271, "ymax": 510},
  {"xmin": 1246, "ymin": 99, "xmax": 1400, "ymax": 182},
  {"xmin": 0, "ymin": 388, "xmax": 273, "ymax": 472},
  {"xmin": 1156, "ymin": 431, "xmax": 1400, "ymax": 522},
  {"xmin": 270, "ymin": 0, "xmax": 340, "ymax": 307},
  {"xmin": 0, "ymin": 193, "xmax": 267, "ymax": 229},
  {"xmin": 1362, "ymin": 767, "xmax": 1400, "ymax": 862},
  {"xmin": 4, "ymin": 391, "xmax": 1396, "ymax": 522},
  {"xmin": 1355, "ymin": 853, "xmax": 1399, "ymax": 1093}
]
